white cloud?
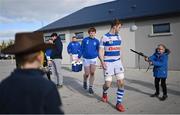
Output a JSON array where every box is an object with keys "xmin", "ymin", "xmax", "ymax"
[
  {"xmin": 0, "ymin": 0, "xmax": 114, "ymax": 41},
  {"xmin": 0, "ymin": 16, "xmax": 14, "ymax": 23},
  {"xmin": 0, "ymin": 0, "xmax": 114, "ymax": 24}
]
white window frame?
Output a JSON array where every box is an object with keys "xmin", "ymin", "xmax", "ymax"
[
  {"xmin": 59, "ymin": 34, "xmax": 66, "ymax": 42},
  {"xmin": 74, "ymin": 32, "xmax": 84, "ymax": 41},
  {"xmin": 44, "ymin": 36, "xmax": 51, "ymax": 43},
  {"xmin": 149, "ymin": 23, "xmax": 173, "ymax": 37}
]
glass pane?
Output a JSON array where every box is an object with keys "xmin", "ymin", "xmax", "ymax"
[
  {"xmin": 75, "ymin": 32, "xmax": 84, "ymax": 39},
  {"xmin": 44, "ymin": 36, "xmax": 51, "ymax": 42},
  {"xmin": 153, "ymin": 23, "xmax": 170, "ymax": 34},
  {"xmin": 59, "ymin": 34, "xmax": 65, "ymax": 41}
]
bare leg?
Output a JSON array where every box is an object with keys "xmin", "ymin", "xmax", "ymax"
[
  {"xmin": 102, "ymin": 80, "xmax": 111, "ymax": 102},
  {"xmin": 89, "ymin": 64, "xmax": 96, "ymax": 86},
  {"xmin": 103, "ymin": 81, "xmax": 111, "ymax": 93},
  {"xmin": 83, "ymin": 66, "xmax": 90, "ymax": 89},
  {"xmin": 89, "ymin": 64, "xmax": 96, "ymax": 94}
]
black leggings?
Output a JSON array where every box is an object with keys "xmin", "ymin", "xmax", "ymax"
[{"xmin": 154, "ymin": 78, "xmax": 167, "ymax": 95}]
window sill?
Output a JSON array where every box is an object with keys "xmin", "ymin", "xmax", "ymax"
[
  {"xmin": 77, "ymin": 39, "xmax": 83, "ymax": 42},
  {"xmin": 62, "ymin": 40, "xmax": 66, "ymax": 43},
  {"xmin": 149, "ymin": 32, "xmax": 173, "ymax": 37}
]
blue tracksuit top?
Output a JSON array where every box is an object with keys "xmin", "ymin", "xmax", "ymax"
[
  {"xmin": 149, "ymin": 50, "xmax": 170, "ymax": 78},
  {"xmin": 67, "ymin": 41, "xmax": 81, "ymax": 58},
  {"xmin": 81, "ymin": 37, "xmax": 99, "ymax": 59}
]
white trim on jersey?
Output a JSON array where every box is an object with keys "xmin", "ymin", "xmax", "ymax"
[{"xmin": 104, "ymin": 55, "xmax": 120, "ymax": 61}]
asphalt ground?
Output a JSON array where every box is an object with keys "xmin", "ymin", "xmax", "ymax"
[{"xmin": 0, "ymin": 60, "xmax": 180, "ymax": 114}]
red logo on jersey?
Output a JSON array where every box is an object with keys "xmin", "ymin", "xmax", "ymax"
[{"xmin": 108, "ymin": 47, "xmax": 120, "ymax": 51}]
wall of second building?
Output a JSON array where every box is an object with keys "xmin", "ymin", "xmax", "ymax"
[{"xmin": 135, "ymin": 16, "xmax": 180, "ymax": 70}]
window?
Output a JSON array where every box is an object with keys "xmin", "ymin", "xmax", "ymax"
[
  {"xmin": 153, "ymin": 23, "xmax": 170, "ymax": 34},
  {"xmin": 44, "ymin": 36, "xmax": 51, "ymax": 42},
  {"xmin": 75, "ymin": 32, "xmax": 84, "ymax": 40},
  {"xmin": 59, "ymin": 34, "xmax": 66, "ymax": 41}
]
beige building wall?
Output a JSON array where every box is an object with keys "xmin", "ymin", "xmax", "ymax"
[
  {"xmin": 69, "ymin": 25, "xmax": 111, "ymax": 66},
  {"xmin": 119, "ymin": 22, "xmax": 136, "ymax": 68},
  {"xmin": 44, "ymin": 23, "xmax": 136, "ymax": 68},
  {"xmin": 135, "ymin": 16, "xmax": 180, "ymax": 70},
  {"xmin": 43, "ymin": 16, "xmax": 180, "ymax": 70}
]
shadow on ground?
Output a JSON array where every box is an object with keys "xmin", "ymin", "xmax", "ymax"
[
  {"xmin": 111, "ymin": 77, "xmax": 180, "ymax": 96},
  {"xmin": 63, "ymin": 75, "xmax": 116, "ymax": 109},
  {"xmin": 62, "ymin": 66, "xmax": 72, "ymax": 72}
]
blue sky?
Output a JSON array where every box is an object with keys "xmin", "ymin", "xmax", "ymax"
[
  {"xmin": 0, "ymin": 22, "xmax": 43, "ymax": 39},
  {"xmin": 0, "ymin": 0, "xmax": 114, "ymax": 43},
  {"xmin": 1, "ymin": 22, "xmax": 42, "ymax": 31}
]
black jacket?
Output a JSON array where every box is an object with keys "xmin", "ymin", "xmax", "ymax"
[
  {"xmin": 51, "ymin": 37, "xmax": 63, "ymax": 59},
  {"xmin": 0, "ymin": 69, "xmax": 64, "ymax": 114}
]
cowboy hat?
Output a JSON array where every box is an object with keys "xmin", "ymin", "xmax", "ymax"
[{"xmin": 1, "ymin": 32, "xmax": 54, "ymax": 54}]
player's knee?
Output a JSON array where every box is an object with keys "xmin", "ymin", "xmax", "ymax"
[
  {"xmin": 120, "ymin": 82, "xmax": 125, "ymax": 88},
  {"xmin": 103, "ymin": 85, "xmax": 110, "ymax": 90},
  {"xmin": 106, "ymin": 83, "xmax": 111, "ymax": 88},
  {"xmin": 117, "ymin": 81, "xmax": 124, "ymax": 88},
  {"xmin": 84, "ymin": 73, "xmax": 89, "ymax": 78},
  {"xmin": 90, "ymin": 72, "xmax": 95, "ymax": 76},
  {"xmin": 104, "ymin": 83, "xmax": 110, "ymax": 89},
  {"xmin": 117, "ymin": 80, "xmax": 124, "ymax": 89}
]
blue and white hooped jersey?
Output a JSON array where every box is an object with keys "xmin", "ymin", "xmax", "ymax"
[{"xmin": 100, "ymin": 33, "xmax": 122, "ymax": 62}]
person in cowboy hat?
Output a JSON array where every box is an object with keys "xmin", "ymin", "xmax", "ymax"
[{"xmin": 0, "ymin": 32, "xmax": 64, "ymax": 114}]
